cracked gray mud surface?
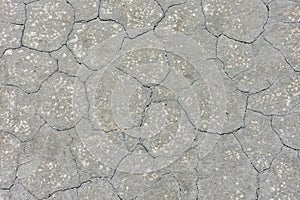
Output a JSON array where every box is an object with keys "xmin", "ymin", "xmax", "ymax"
[
  {"xmin": 0, "ymin": 0, "xmax": 299, "ymax": 199},
  {"xmin": 23, "ymin": 0, "xmax": 74, "ymax": 51}
]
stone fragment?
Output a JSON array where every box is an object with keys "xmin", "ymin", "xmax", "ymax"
[
  {"xmin": 78, "ymin": 179, "xmax": 119, "ymax": 200},
  {"xmin": 272, "ymin": 104, "xmax": 300, "ymax": 149},
  {"xmin": 202, "ymin": 0, "xmax": 267, "ymax": 42},
  {"xmin": 197, "ymin": 135, "xmax": 258, "ymax": 199},
  {"xmin": 0, "ymin": 23, "xmax": 22, "ymax": 56},
  {"xmin": 50, "ymin": 46, "xmax": 80, "ymax": 77},
  {"xmin": 260, "ymin": 147, "xmax": 300, "ymax": 200},
  {"xmin": 218, "ymin": 36, "xmax": 292, "ymax": 93},
  {"xmin": 10, "ymin": 182, "xmax": 37, "ymax": 200},
  {"xmin": 2, "ymin": 47, "xmax": 57, "ymax": 93},
  {"xmin": 18, "ymin": 125, "xmax": 80, "ymax": 199},
  {"xmin": 100, "ymin": 0, "xmax": 163, "ymax": 37},
  {"xmin": 235, "ymin": 110, "xmax": 282, "ymax": 172},
  {"xmin": 0, "ymin": 0, "xmax": 25, "ymax": 24},
  {"xmin": 68, "ymin": 0, "xmax": 99, "ymax": 22},
  {"xmin": 23, "ymin": 0, "xmax": 74, "ymax": 51},
  {"xmin": 0, "ymin": 86, "xmax": 43, "ymax": 141},
  {"xmin": 67, "ymin": 19, "xmax": 124, "ymax": 65},
  {"xmin": 248, "ymin": 73, "xmax": 300, "ymax": 115},
  {"xmin": 34, "ymin": 73, "xmax": 85, "ymax": 130}
]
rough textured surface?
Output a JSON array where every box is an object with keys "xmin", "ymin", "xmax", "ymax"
[
  {"xmin": 1, "ymin": 0, "xmax": 299, "ymax": 199},
  {"xmin": 0, "ymin": 0, "xmax": 25, "ymax": 24},
  {"xmin": 197, "ymin": 135, "xmax": 258, "ymax": 200},
  {"xmin": 23, "ymin": 0, "xmax": 74, "ymax": 51},
  {"xmin": 2, "ymin": 47, "xmax": 58, "ymax": 93},
  {"xmin": 17, "ymin": 125, "xmax": 80, "ymax": 199},
  {"xmin": 0, "ymin": 131, "xmax": 25, "ymax": 189},
  {"xmin": 202, "ymin": 0, "xmax": 268, "ymax": 42},
  {"xmin": 100, "ymin": 0, "xmax": 163, "ymax": 37},
  {"xmin": 265, "ymin": 0, "xmax": 300, "ymax": 72},
  {"xmin": 33, "ymin": 73, "xmax": 82, "ymax": 130},
  {"xmin": 260, "ymin": 147, "xmax": 300, "ymax": 200},
  {"xmin": 0, "ymin": 23, "xmax": 23, "ymax": 56},
  {"xmin": 68, "ymin": 0, "xmax": 99, "ymax": 22},
  {"xmin": 0, "ymin": 86, "xmax": 44, "ymax": 141},
  {"xmin": 235, "ymin": 110, "xmax": 282, "ymax": 172},
  {"xmin": 67, "ymin": 19, "xmax": 124, "ymax": 65}
]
